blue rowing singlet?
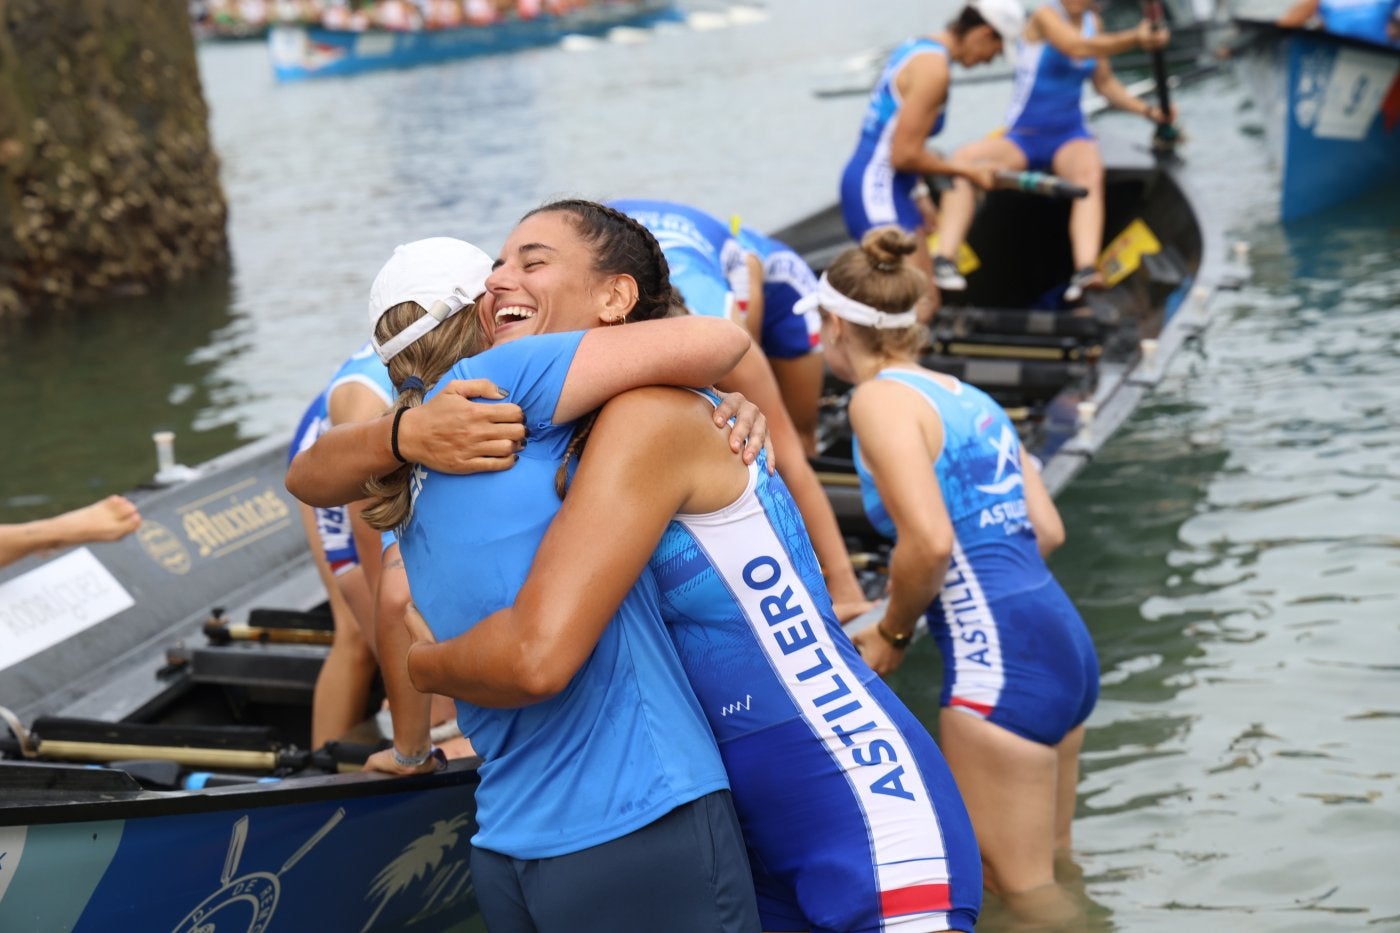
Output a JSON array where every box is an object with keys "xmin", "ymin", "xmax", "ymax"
[
  {"xmin": 399, "ymin": 330, "xmax": 728, "ymax": 860},
  {"xmin": 1005, "ymin": 1, "xmax": 1097, "ymax": 135},
  {"xmin": 840, "ymin": 37, "xmax": 949, "ymax": 239},
  {"xmin": 853, "ymin": 368, "xmax": 1098, "ymax": 747},
  {"xmin": 651, "ymin": 390, "xmax": 981, "ymax": 933},
  {"xmin": 609, "ymin": 199, "xmax": 744, "ymax": 320},
  {"xmin": 734, "ymin": 225, "xmax": 822, "ymax": 359}
]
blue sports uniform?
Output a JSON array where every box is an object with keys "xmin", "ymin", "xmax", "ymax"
[
  {"xmin": 287, "ymin": 342, "xmax": 395, "ymax": 574},
  {"xmin": 1003, "ymin": 1, "xmax": 1098, "ymax": 170},
  {"xmin": 734, "ymin": 225, "xmax": 823, "ymax": 359},
  {"xmin": 840, "ymin": 37, "xmax": 949, "ymax": 239},
  {"xmin": 853, "ymin": 369, "xmax": 1099, "ymax": 747},
  {"xmin": 651, "ymin": 391, "xmax": 981, "ymax": 933},
  {"xmin": 399, "ymin": 331, "xmax": 732, "ymax": 860},
  {"xmin": 1319, "ymin": 0, "xmax": 1400, "ymax": 44},
  {"xmin": 609, "ymin": 198, "xmax": 744, "ymax": 321}
]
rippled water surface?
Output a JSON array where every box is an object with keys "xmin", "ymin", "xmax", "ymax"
[{"xmin": 3, "ymin": 1, "xmax": 1398, "ymax": 928}]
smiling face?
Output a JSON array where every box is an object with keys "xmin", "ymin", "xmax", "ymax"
[{"xmin": 484, "ymin": 211, "xmax": 633, "ymax": 345}]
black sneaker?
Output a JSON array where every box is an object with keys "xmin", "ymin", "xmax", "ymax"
[
  {"xmin": 1063, "ymin": 266, "xmax": 1102, "ymax": 303},
  {"xmin": 932, "ymin": 256, "xmax": 966, "ymax": 290}
]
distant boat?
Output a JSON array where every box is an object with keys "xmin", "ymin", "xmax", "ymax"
[
  {"xmin": 1235, "ymin": 20, "xmax": 1400, "ymax": 221},
  {"xmin": 268, "ymin": 0, "xmax": 678, "ymax": 81}
]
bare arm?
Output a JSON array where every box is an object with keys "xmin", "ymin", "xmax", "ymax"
[
  {"xmin": 407, "ymin": 389, "xmax": 707, "ymax": 705},
  {"xmin": 1277, "ymin": 0, "xmax": 1320, "ymax": 27},
  {"xmin": 363, "ymin": 545, "xmax": 440, "ymax": 775},
  {"xmin": 1034, "ymin": 5, "xmax": 1154, "ymax": 59},
  {"xmin": 845, "ymin": 381, "xmax": 954, "ymax": 675},
  {"xmin": 716, "ymin": 344, "xmax": 869, "ymax": 618},
  {"xmin": 552, "ymin": 316, "xmax": 749, "ymax": 423},
  {"xmin": 0, "ymin": 495, "xmax": 141, "ymax": 569},
  {"xmin": 1020, "ymin": 449, "xmax": 1065, "ymax": 557},
  {"xmin": 742, "ymin": 253, "xmax": 766, "ymax": 345},
  {"xmin": 286, "ymin": 379, "xmax": 525, "ymax": 507}
]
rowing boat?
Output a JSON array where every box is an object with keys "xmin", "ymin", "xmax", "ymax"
[
  {"xmin": 1233, "ymin": 20, "xmax": 1400, "ymax": 220},
  {"xmin": 0, "ymin": 437, "xmax": 485, "ymax": 931},
  {"xmin": 268, "ymin": 0, "xmax": 677, "ymax": 82},
  {"xmin": 778, "ymin": 133, "xmax": 1240, "ymax": 545}
]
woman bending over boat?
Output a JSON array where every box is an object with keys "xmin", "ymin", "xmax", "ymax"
[
  {"xmin": 609, "ymin": 198, "xmax": 868, "ymax": 619},
  {"xmin": 287, "ymin": 218, "xmax": 768, "ymax": 932},
  {"xmin": 820, "ymin": 226, "xmax": 1099, "ymax": 926},
  {"xmin": 381, "ymin": 202, "xmax": 982, "ymax": 933},
  {"xmin": 838, "ymin": 0, "xmax": 1024, "ymax": 299},
  {"xmin": 931, "ymin": 0, "xmax": 1172, "ymax": 300}
]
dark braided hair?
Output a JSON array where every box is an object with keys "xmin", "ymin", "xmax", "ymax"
[
  {"xmin": 522, "ymin": 199, "xmax": 683, "ymax": 323},
  {"xmin": 523, "ymin": 199, "xmax": 685, "ymax": 496}
]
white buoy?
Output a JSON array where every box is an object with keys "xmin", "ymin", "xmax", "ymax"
[{"xmin": 1139, "ymin": 338, "xmax": 1159, "ymax": 363}]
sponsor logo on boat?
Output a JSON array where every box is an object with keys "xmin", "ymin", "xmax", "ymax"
[
  {"xmin": 1295, "ymin": 46, "xmax": 1400, "ymax": 142},
  {"xmin": 177, "ymin": 481, "xmax": 293, "ymax": 560},
  {"xmin": 137, "ymin": 520, "xmax": 192, "ymax": 575},
  {"xmin": 0, "ymin": 549, "xmax": 136, "ymax": 674}
]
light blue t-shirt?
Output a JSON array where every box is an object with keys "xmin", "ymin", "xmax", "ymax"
[
  {"xmin": 1320, "ymin": 0, "xmax": 1400, "ymax": 44},
  {"xmin": 398, "ymin": 330, "xmax": 728, "ymax": 859}
]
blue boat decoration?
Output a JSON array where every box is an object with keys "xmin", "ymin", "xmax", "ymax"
[
  {"xmin": 1236, "ymin": 21, "xmax": 1400, "ymax": 221},
  {"xmin": 268, "ymin": 0, "xmax": 678, "ymax": 81}
]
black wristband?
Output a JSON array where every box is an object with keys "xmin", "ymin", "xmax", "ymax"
[{"xmin": 390, "ymin": 407, "xmax": 409, "ymax": 464}]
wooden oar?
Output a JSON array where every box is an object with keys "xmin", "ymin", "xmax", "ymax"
[{"xmin": 1143, "ymin": 0, "xmax": 1181, "ymax": 154}]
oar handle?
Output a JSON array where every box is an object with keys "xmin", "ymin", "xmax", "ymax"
[
  {"xmin": 1143, "ymin": 0, "xmax": 1179, "ymax": 151},
  {"xmin": 993, "ymin": 170, "xmax": 1089, "ymax": 199}
]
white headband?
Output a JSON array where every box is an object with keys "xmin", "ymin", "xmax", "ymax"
[
  {"xmin": 370, "ymin": 289, "xmax": 473, "ymax": 364},
  {"xmin": 795, "ymin": 273, "xmax": 919, "ymax": 330}
]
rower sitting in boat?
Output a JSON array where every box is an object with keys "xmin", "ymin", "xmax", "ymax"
[
  {"xmin": 838, "ymin": 0, "xmax": 1025, "ymax": 308},
  {"xmin": 1277, "ymin": 0, "xmax": 1400, "ymax": 45},
  {"xmin": 932, "ymin": 0, "xmax": 1174, "ymax": 303},
  {"xmin": 610, "ymin": 197, "xmax": 874, "ymax": 620}
]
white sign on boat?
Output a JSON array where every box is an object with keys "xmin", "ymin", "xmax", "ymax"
[{"xmin": 0, "ymin": 548, "xmax": 135, "ymax": 674}]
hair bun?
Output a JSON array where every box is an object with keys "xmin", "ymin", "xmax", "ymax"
[{"xmin": 859, "ymin": 225, "xmax": 918, "ymax": 272}]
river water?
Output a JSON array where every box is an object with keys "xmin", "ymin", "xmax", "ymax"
[{"xmin": 3, "ymin": 1, "xmax": 1398, "ymax": 928}]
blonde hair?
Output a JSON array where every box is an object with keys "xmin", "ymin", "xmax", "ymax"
[
  {"xmin": 823, "ymin": 226, "xmax": 929, "ymax": 360},
  {"xmin": 362, "ymin": 301, "xmax": 488, "ymax": 531}
]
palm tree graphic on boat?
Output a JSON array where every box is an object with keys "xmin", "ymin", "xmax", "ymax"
[{"xmin": 361, "ymin": 814, "xmax": 474, "ymax": 932}]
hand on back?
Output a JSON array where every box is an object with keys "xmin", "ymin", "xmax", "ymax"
[{"xmin": 399, "ymin": 378, "xmax": 526, "ymax": 474}]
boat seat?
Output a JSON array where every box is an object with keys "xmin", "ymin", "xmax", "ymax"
[
  {"xmin": 937, "ymin": 306, "xmax": 1107, "ymax": 340},
  {"xmin": 929, "ymin": 332, "xmax": 1100, "ymax": 362}
]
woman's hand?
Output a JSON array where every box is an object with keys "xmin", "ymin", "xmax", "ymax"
[
  {"xmin": 851, "ymin": 625, "xmax": 909, "ymax": 677},
  {"xmin": 712, "ymin": 391, "xmax": 775, "ymax": 473},
  {"xmin": 398, "ymin": 379, "xmax": 526, "ymax": 474},
  {"xmin": 1134, "ymin": 19, "xmax": 1170, "ymax": 51},
  {"xmin": 832, "ymin": 597, "xmax": 876, "ymax": 625},
  {"xmin": 1143, "ymin": 103, "xmax": 1177, "ymax": 125},
  {"xmin": 362, "ymin": 745, "xmax": 445, "ymax": 776},
  {"xmin": 955, "ymin": 162, "xmax": 998, "ymax": 191}
]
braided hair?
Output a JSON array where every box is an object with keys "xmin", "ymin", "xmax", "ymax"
[{"xmin": 522, "ymin": 199, "xmax": 683, "ymax": 496}]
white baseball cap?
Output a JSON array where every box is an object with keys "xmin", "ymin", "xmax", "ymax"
[
  {"xmin": 969, "ymin": 0, "xmax": 1026, "ymax": 61},
  {"xmin": 368, "ymin": 237, "xmax": 493, "ymax": 363}
]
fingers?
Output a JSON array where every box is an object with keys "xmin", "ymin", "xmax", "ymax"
[{"xmin": 712, "ymin": 391, "xmax": 746, "ymax": 429}]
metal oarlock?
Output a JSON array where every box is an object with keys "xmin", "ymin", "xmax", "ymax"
[{"xmin": 152, "ymin": 430, "xmax": 199, "ymax": 486}]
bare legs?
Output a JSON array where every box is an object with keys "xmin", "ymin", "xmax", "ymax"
[
  {"xmin": 1052, "ymin": 139, "xmax": 1106, "ymax": 281},
  {"xmin": 940, "ymin": 708, "xmax": 1085, "ymax": 928},
  {"xmin": 933, "ymin": 137, "xmax": 1027, "ymax": 271},
  {"xmin": 299, "ymin": 503, "xmax": 377, "ymax": 748}
]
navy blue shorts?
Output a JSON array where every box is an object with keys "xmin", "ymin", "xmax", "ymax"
[
  {"xmin": 761, "ymin": 282, "xmax": 822, "ymax": 361},
  {"xmin": 1005, "ymin": 125, "xmax": 1095, "ymax": 172},
  {"xmin": 470, "ymin": 790, "xmax": 760, "ymax": 933},
  {"xmin": 930, "ymin": 578, "xmax": 1099, "ymax": 746}
]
